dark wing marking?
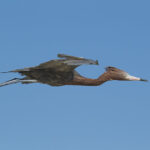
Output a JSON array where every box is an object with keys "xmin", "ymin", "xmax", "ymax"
[{"xmin": 8, "ymin": 54, "xmax": 99, "ymax": 73}]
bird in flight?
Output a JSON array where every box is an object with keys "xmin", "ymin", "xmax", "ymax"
[{"xmin": 0, "ymin": 54, "xmax": 148, "ymax": 87}]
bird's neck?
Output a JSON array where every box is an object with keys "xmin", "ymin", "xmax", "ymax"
[{"xmin": 68, "ymin": 72, "xmax": 110, "ymax": 86}]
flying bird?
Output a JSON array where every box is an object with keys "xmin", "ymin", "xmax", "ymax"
[{"xmin": 0, "ymin": 54, "xmax": 148, "ymax": 87}]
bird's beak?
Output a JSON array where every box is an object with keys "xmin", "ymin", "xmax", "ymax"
[
  {"xmin": 125, "ymin": 74, "xmax": 148, "ymax": 82},
  {"xmin": 140, "ymin": 78, "xmax": 148, "ymax": 82}
]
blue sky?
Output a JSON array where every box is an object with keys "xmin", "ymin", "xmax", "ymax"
[{"xmin": 0, "ymin": 0, "xmax": 149, "ymax": 150}]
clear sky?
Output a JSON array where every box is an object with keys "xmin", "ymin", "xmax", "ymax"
[{"xmin": 0, "ymin": 0, "xmax": 149, "ymax": 150}]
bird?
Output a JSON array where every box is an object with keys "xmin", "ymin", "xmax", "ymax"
[{"xmin": 0, "ymin": 54, "xmax": 148, "ymax": 87}]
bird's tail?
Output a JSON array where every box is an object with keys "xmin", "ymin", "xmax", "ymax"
[{"xmin": 0, "ymin": 78, "xmax": 37, "ymax": 87}]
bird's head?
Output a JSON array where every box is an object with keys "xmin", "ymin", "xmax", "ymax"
[{"xmin": 105, "ymin": 66, "xmax": 148, "ymax": 81}]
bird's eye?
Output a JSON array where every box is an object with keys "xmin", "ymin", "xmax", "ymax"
[{"xmin": 106, "ymin": 66, "xmax": 116, "ymax": 72}]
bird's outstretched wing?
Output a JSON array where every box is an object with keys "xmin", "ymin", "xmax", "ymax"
[
  {"xmin": 7, "ymin": 54, "xmax": 99, "ymax": 73},
  {"xmin": 57, "ymin": 54, "xmax": 99, "ymax": 66}
]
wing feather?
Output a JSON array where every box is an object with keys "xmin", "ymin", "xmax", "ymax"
[{"xmin": 9, "ymin": 54, "xmax": 99, "ymax": 73}]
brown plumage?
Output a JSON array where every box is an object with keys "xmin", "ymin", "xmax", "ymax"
[{"xmin": 0, "ymin": 54, "xmax": 148, "ymax": 87}]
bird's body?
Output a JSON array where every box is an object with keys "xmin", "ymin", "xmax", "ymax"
[{"xmin": 0, "ymin": 54, "xmax": 147, "ymax": 87}]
